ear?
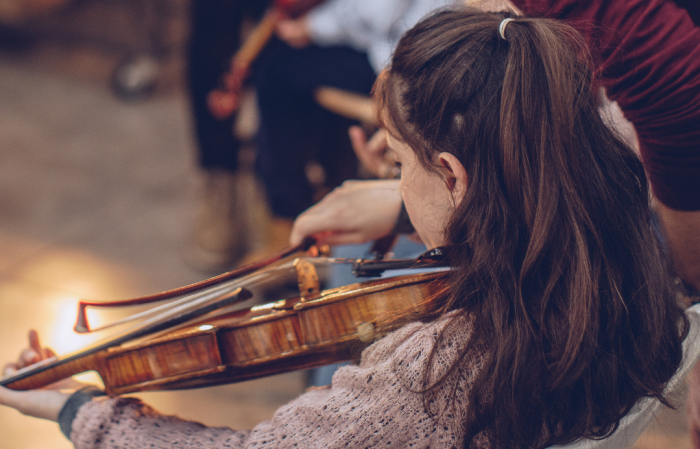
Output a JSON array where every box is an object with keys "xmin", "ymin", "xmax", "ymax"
[{"xmin": 437, "ymin": 152, "xmax": 468, "ymax": 206}]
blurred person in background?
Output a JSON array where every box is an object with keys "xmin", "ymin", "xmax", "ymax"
[
  {"xmin": 251, "ymin": 0, "xmax": 457, "ymax": 255},
  {"xmin": 187, "ymin": 0, "xmax": 268, "ymax": 272}
]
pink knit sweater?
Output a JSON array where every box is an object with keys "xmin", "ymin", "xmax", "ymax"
[{"xmin": 70, "ymin": 313, "xmax": 486, "ymax": 448}]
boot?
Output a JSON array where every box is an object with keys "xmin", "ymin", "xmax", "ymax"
[
  {"xmin": 237, "ymin": 217, "xmax": 295, "ymax": 267},
  {"xmin": 186, "ymin": 169, "xmax": 243, "ymax": 272},
  {"xmin": 232, "ymin": 166, "xmax": 295, "ymax": 266}
]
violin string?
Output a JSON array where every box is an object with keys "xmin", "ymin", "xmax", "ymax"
[
  {"xmin": 83, "ymin": 257, "xmax": 357, "ymax": 333},
  {"xmin": 83, "ymin": 281, "xmax": 238, "ymax": 332},
  {"xmin": 83, "ymin": 262, "xmax": 289, "ymax": 332}
]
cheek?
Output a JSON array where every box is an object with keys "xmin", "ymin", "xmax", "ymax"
[
  {"xmin": 401, "ymin": 189, "xmax": 420, "ymax": 224},
  {"xmin": 401, "ymin": 185, "xmax": 427, "ymax": 240},
  {"xmin": 398, "ymin": 169, "xmax": 421, "ymax": 217}
]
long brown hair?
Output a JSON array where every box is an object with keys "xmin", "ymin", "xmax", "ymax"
[{"xmin": 376, "ymin": 8, "xmax": 688, "ymax": 449}]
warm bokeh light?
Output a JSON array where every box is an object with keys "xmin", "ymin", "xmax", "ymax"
[{"xmin": 48, "ymin": 295, "xmax": 103, "ymax": 355}]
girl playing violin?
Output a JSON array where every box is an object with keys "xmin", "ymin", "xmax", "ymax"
[{"xmin": 0, "ymin": 7, "xmax": 689, "ymax": 448}]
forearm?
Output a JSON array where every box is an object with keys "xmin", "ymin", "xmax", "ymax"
[
  {"xmin": 656, "ymin": 202, "xmax": 700, "ymax": 292},
  {"xmin": 0, "ymin": 387, "xmax": 71, "ymax": 422}
]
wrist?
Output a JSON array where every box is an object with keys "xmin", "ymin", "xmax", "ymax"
[
  {"xmin": 58, "ymin": 386, "xmax": 105, "ymax": 440},
  {"xmin": 1, "ymin": 387, "xmax": 72, "ymax": 422}
]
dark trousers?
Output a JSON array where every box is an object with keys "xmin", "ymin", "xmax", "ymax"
[
  {"xmin": 254, "ymin": 38, "xmax": 377, "ymax": 218},
  {"xmin": 187, "ymin": 0, "xmax": 267, "ymax": 172}
]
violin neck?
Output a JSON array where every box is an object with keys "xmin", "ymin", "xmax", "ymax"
[{"xmin": 1, "ymin": 352, "xmax": 104, "ymax": 391}]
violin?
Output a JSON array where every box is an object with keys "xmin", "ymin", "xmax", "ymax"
[{"xmin": 1, "ymin": 243, "xmax": 450, "ymax": 396}]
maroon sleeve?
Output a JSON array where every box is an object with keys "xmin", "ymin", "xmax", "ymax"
[{"xmin": 512, "ymin": 0, "xmax": 700, "ymax": 210}]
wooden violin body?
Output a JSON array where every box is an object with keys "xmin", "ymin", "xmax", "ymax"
[{"xmin": 3, "ymin": 270, "xmax": 448, "ymax": 395}]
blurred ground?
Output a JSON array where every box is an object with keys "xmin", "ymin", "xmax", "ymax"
[{"xmin": 0, "ymin": 1, "xmax": 693, "ymax": 448}]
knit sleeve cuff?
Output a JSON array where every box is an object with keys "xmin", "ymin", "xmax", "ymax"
[{"xmin": 58, "ymin": 386, "xmax": 106, "ymax": 440}]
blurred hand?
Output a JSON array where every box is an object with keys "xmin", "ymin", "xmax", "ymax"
[
  {"xmin": 0, "ymin": 330, "xmax": 86, "ymax": 422},
  {"xmin": 349, "ymin": 127, "xmax": 398, "ymax": 179},
  {"xmin": 207, "ymin": 88, "xmax": 240, "ymax": 120},
  {"xmin": 290, "ymin": 179, "xmax": 403, "ymax": 246},
  {"xmin": 207, "ymin": 62, "xmax": 247, "ymax": 120},
  {"xmin": 276, "ymin": 16, "xmax": 312, "ymax": 48}
]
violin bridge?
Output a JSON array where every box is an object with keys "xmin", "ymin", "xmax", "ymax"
[{"xmin": 294, "ymin": 258, "xmax": 321, "ymax": 301}]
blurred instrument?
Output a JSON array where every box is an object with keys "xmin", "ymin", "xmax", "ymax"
[
  {"xmin": 314, "ymin": 87, "xmax": 375, "ymax": 124},
  {"xmin": 0, "ymin": 0, "xmax": 69, "ymax": 24},
  {"xmin": 207, "ymin": 0, "xmax": 326, "ymax": 119}
]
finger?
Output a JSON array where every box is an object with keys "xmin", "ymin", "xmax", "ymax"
[
  {"xmin": 379, "ymin": 161, "xmax": 400, "ymax": 180},
  {"xmin": 291, "ymin": 212, "xmax": 340, "ymax": 246},
  {"xmin": 297, "ymin": 203, "xmax": 349, "ymax": 232},
  {"xmin": 316, "ymin": 231, "xmax": 370, "ymax": 247},
  {"xmin": 295, "ymin": 219, "xmax": 364, "ymax": 247},
  {"xmin": 28, "ymin": 330, "xmax": 41, "ymax": 356},
  {"xmin": 302, "ymin": 230, "xmax": 338, "ymax": 246},
  {"xmin": 207, "ymin": 91, "xmax": 238, "ymax": 119},
  {"xmin": 366, "ymin": 129, "xmax": 387, "ymax": 154},
  {"xmin": 275, "ymin": 21, "xmax": 300, "ymax": 45},
  {"xmin": 348, "ymin": 125, "xmax": 367, "ymax": 147},
  {"xmin": 19, "ymin": 348, "xmax": 41, "ymax": 368},
  {"xmin": 274, "ymin": 24, "xmax": 288, "ymax": 40},
  {"xmin": 3, "ymin": 363, "xmax": 18, "ymax": 377},
  {"xmin": 222, "ymin": 73, "xmax": 238, "ymax": 91},
  {"xmin": 289, "ymin": 226, "xmax": 305, "ymax": 246},
  {"xmin": 43, "ymin": 347, "xmax": 57, "ymax": 359},
  {"xmin": 290, "ymin": 211, "xmax": 314, "ymax": 246},
  {"xmin": 351, "ymin": 128, "xmax": 387, "ymax": 177},
  {"xmin": 291, "ymin": 200, "xmax": 353, "ymax": 245},
  {"xmin": 349, "ymin": 126, "xmax": 368, "ymax": 155}
]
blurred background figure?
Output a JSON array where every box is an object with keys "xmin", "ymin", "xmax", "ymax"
[
  {"xmin": 186, "ymin": 0, "xmax": 270, "ymax": 272},
  {"xmin": 0, "ymin": 0, "xmax": 67, "ymax": 22},
  {"xmin": 243, "ymin": 0, "xmax": 457, "ymax": 266}
]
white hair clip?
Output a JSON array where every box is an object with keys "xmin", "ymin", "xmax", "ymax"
[{"xmin": 499, "ymin": 18, "xmax": 515, "ymax": 40}]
